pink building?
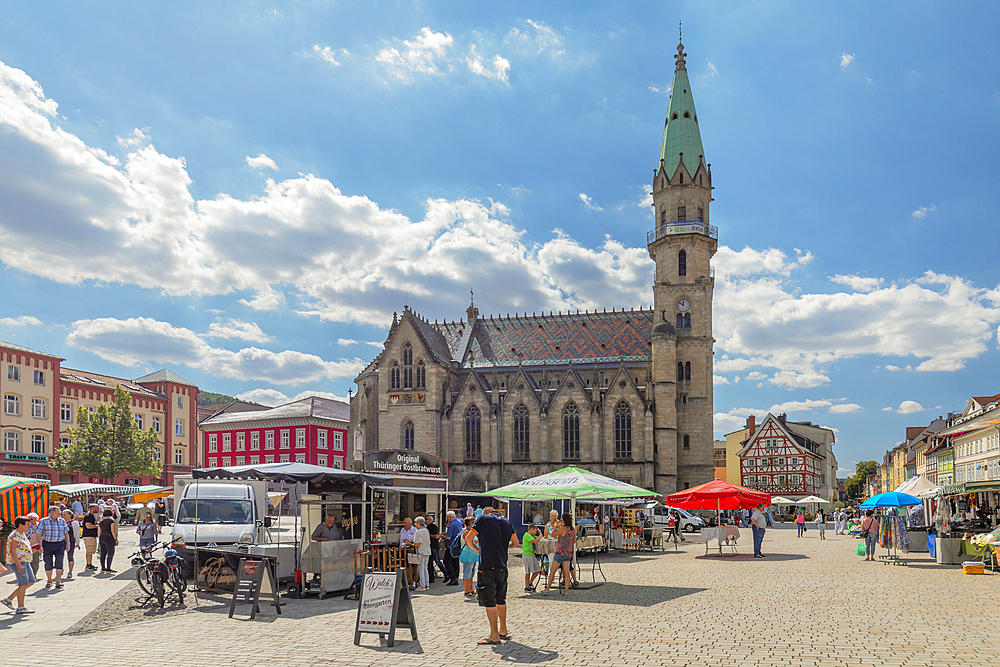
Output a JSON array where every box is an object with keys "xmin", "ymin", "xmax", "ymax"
[{"xmin": 200, "ymin": 397, "xmax": 349, "ymax": 469}]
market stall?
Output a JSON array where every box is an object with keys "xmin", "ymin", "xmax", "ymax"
[
  {"xmin": 665, "ymin": 480, "xmax": 771, "ymax": 557},
  {"xmin": 0, "ymin": 475, "xmax": 50, "ymax": 561},
  {"xmin": 860, "ymin": 491, "xmax": 922, "ymax": 565},
  {"xmin": 484, "ymin": 466, "xmax": 658, "ymax": 587}
]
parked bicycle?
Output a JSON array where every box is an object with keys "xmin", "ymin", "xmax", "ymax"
[{"xmin": 130, "ymin": 542, "xmax": 187, "ymax": 608}]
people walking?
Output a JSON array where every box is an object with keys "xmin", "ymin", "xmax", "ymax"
[
  {"xmin": 155, "ymin": 497, "xmax": 167, "ymax": 527},
  {"xmin": 81, "ymin": 504, "xmax": 100, "ymax": 571},
  {"xmin": 412, "ymin": 516, "xmax": 431, "ymax": 591},
  {"xmin": 466, "ymin": 507, "xmax": 518, "ymax": 646},
  {"xmin": 862, "ymin": 510, "xmax": 879, "ymax": 561},
  {"xmin": 443, "ymin": 510, "xmax": 463, "ymax": 586},
  {"xmin": 815, "ymin": 510, "xmax": 826, "ymax": 540},
  {"xmin": 98, "ymin": 509, "xmax": 118, "ymax": 573},
  {"xmin": 460, "ymin": 516, "xmax": 479, "ymax": 597},
  {"xmin": 795, "ymin": 510, "xmax": 806, "ymax": 537},
  {"xmin": 136, "ymin": 513, "xmax": 159, "ymax": 554},
  {"xmin": 61, "ymin": 510, "xmax": 79, "ymax": 579},
  {"xmin": 425, "ymin": 513, "xmax": 444, "ymax": 584},
  {"xmin": 751, "ymin": 503, "xmax": 767, "ymax": 558},
  {"xmin": 3, "ymin": 516, "xmax": 37, "ymax": 614},
  {"xmin": 36, "ymin": 505, "xmax": 70, "ymax": 589},
  {"xmin": 25, "ymin": 512, "xmax": 42, "ymax": 575}
]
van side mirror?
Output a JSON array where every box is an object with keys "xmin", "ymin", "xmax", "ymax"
[{"xmin": 264, "ymin": 516, "xmax": 273, "ymax": 528}]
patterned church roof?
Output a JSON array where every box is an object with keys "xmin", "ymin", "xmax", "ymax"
[{"xmin": 433, "ymin": 309, "xmax": 655, "ymax": 368}]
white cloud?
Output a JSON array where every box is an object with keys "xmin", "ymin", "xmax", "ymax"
[
  {"xmin": 506, "ymin": 20, "xmax": 565, "ymax": 59},
  {"xmin": 706, "ymin": 61, "xmax": 717, "ymax": 78},
  {"xmin": 745, "ymin": 371, "xmax": 767, "ymax": 381},
  {"xmin": 770, "ymin": 370, "xmax": 831, "ymax": 389},
  {"xmin": 882, "ymin": 406, "xmax": 894, "ymax": 412},
  {"xmin": 830, "ymin": 274, "xmax": 883, "ymax": 292},
  {"xmin": 829, "ymin": 403, "xmax": 863, "ymax": 414},
  {"xmin": 240, "ymin": 287, "xmax": 285, "ymax": 311},
  {"xmin": 466, "ymin": 46, "xmax": 510, "ymax": 83},
  {"xmin": 66, "ymin": 317, "xmax": 363, "ymax": 385},
  {"xmin": 376, "ymin": 27, "xmax": 454, "ymax": 83},
  {"xmin": 840, "ymin": 52, "xmax": 855, "ymax": 69},
  {"xmin": 204, "ymin": 319, "xmax": 271, "ymax": 343},
  {"xmin": 578, "ymin": 193, "xmax": 603, "ymax": 211},
  {"xmin": 117, "ymin": 128, "xmax": 148, "ymax": 149},
  {"xmin": 338, "ymin": 338, "xmax": 384, "ymax": 348},
  {"xmin": 769, "ymin": 399, "xmax": 832, "ymax": 413},
  {"xmin": 912, "ymin": 204, "xmax": 936, "ymax": 219},
  {"xmin": 245, "ymin": 153, "xmax": 278, "ymax": 171},
  {"xmin": 713, "ymin": 375, "xmax": 730, "ymax": 385},
  {"xmin": 897, "ymin": 400, "xmax": 924, "ymax": 414},
  {"xmin": 236, "ymin": 388, "xmax": 348, "ymax": 406},
  {"xmin": 883, "ymin": 365, "xmax": 901, "ymax": 371},
  {"xmin": 311, "ymin": 44, "xmax": 342, "ymax": 68},
  {"xmin": 0, "ymin": 315, "xmax": 42, "ymax": 327}
]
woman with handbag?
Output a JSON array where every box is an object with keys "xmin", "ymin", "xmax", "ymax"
[
  {"xmin": 861, "ymin": 510, "xmax": 879, "ymax": 561},
  {"xmin": 411, "ymin": 517, "xmax": 432, "ymax": 590},
  {"xmin": 795, "ymin": 510, "xmax": 806, "ymax": 537}
]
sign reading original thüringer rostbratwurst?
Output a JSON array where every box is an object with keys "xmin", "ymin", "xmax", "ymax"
[{"xmin": 362, "ymin": 449, "xmax": 448, "ymax": 477}]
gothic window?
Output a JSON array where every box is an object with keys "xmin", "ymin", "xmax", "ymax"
[
  {"xmin": 660, "ymin": 209, "xmax": 666, "ymax": 225},
  {"xmin": 697, "ymin": 207, "xmax": 703, "ymax": 220},
  {"xmin": 677, "ymin": 362, "xmax": 684, "ymax": 381},
  {"xmin": 402, "ymin": 343, "xmax": 413, "ymax": 389},
  {"xmin": 676, "ymin": 313, "xmax": 684, "ymax": 328},
  {"xmin": 684, "ymin": 362, "xmax": 691, "ymax": 381},
  {"xmin": 679, "ymin": 172, "xmax": 684, "ymax": 184},
  {"xmin": 678, "ymin": 250, "xmax": 687, "ymax": 276},
  {"xmin": 562, "ymin": 402, "xmax": 580, "ymax": 460},
  {"xmin": 683, "ymin": 434, "xmax": 690, "ymax": 450},
  {"xmin": 614, "ymin": 401, "xmax": 632, "ymax": 460},
  {"xmin": 465, "ymin": 405, "xmax": 481, "ymax": 461},
  {"xmin": 677, "ymin": 206, "xmax": 687, "ymax": 221},
  {"xmin": 390, "ymin": 362, "xmax": 400, "ymax": 390},
  {"xmin": 403, "ymin": 420, "xmax": 414, "ymax": 451},
  {"xmin": 512, "ymin": 403, "xmax": 529, "ymax": 462},
  {"xmin": 683, "ymin": 313, "xmax": 691, "ymax": 328},
  {"xmin": 415, "ymin": 361, "xmax": 426, "ymax": 389}
]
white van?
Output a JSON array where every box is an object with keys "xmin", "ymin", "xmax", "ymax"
[
  {"xmin": 171, "ymin": 477, "xmax": 269, "ymax": 549},
  {"xmin": 652, "ymin": 506, "xmax": 706, "ymax": 533}
]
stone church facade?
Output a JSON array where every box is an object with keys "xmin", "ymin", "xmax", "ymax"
[{"xmin": 350, "ymin": 40, "xmax": 716, "ymax": 495}]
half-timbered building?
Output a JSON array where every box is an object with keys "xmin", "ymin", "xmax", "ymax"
[{"xmin": 737, "ymin": 413, "xmax": 832, "ymax": 499}]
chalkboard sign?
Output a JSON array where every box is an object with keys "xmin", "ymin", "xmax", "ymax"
[
  {"xmin": 229, "ymin": 557, "xmax": 281, "ymax": 620},
  {"xmin": 354, "ymin": 570, "xmax": 417, "ymax": 647}
]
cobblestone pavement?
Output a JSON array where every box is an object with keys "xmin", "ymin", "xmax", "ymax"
[{"xmin": 3, "ymin": 524, "xmax": 998, "ymax": 666}]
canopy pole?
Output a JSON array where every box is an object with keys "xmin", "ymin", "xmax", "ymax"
[{"xmin": 570, "ymin": 492, "xmax": 577, "ymax": 576}]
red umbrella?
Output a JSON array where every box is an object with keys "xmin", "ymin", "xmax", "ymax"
[{"xmin": 665, "ymin": 480, "xmax": 771, "ymax": 524}]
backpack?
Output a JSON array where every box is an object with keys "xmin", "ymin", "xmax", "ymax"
[{"xmin": 449, "ymin": 529, "xmax": 464, "ymax": 558}]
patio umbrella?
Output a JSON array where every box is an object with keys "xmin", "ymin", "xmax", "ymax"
[
  {"xmin": 665, "ymin": 480, "xmax": 771, "ymax": 526},
  {"xmin": 798, "ymin": 495, "xmax": 830, "ymax": 504},
  {"xmin": 860, "ymin": 491, "xmax": 921, "ymax": 509},
  {"xmin": 770, "ymin": 496, "xmax": 797, "ymax": 505}
]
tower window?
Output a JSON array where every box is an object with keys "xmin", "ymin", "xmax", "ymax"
[
  {"xmin": 676, "ymin": 313, "xmax": 684, "ymax": 328},
  {"xmin": 697, "ymin": 208, "xmax": 703, "ymax": 220},
  {"xmin": 403, "ymin": 420, "xmax": 414, "ymax": 450},
  {"xmin": 684, "ymin": 313, "xmax": 691, "ymax": 328},
  {"xmin": 683, "ymin": 435, "xmax": 690, "ymax": 450},
  {"xmin": 661, "ymin": 209, "xmax": 666, "ymax": 225},
  {"xmin": 671, "ymin": 113, "xmax": 678, "ymax": 120},
  {"xmin": 679, "ymin": 172, "xmax": 683, "ymax": 184},
  {"xmin": 684, "ymin": 361, "xmax": 691, "ymax": 381},
  {"xmin": 678, "ymin": 250, "xmax": 687, "ymax": 276},
  {"xmin": 677, "ymin": 362, "xmax": 684, "ymax": 381},
  {"xmin": 683, "ymin": 111, "xmax": 690, "ymax": 118},
  {"xmin": 677, "ymin": 206, "xmax": 686, "ymax": 221}
]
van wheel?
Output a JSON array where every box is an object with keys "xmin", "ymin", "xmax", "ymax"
[{"xmin": 684, "ymin": 524, "xmax": 696, "ymax": 533}]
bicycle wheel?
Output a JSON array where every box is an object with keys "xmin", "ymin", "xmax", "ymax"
[
  {"xmin": 136, "ymin": 567, "xmax": 153, "ymax": 596},
  {"xmin": 170, "ymin": 568, "xmax": 186, "ymax": 603},
  {"xmin": 152, "ymin": 571, "xmax": 165, "ymax": 608}
]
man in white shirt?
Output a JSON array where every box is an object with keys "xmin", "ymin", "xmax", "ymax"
[{"xmin": 751, "ymin": 503, "xmax": 767, "ymax": 558}]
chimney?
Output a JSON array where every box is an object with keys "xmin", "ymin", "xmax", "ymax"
[
  {"xmin": 746, "ymin": 415, "xmax": 756, "ymax": 433},
  {"xmin": 778, "ymin": 413, "xmax": 787, "ymax": 425}
]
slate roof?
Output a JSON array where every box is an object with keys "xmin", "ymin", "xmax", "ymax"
[
  {"xmin": 133, "ymin": 369, "xmax": 197, "ymax": 387},
  {"xmin": 659, "ymin": 43, "xmax": 706, "ymax": 180},
  {"xmin": 61, "ymin": 368, "xmax": 164, "ymax": 398},
  {"xmin": 201, "ymin": 396, "xmax": 349, "ymax": 426},
  {"xmin": 433, "ymin": 309, "xmax": 655, "ymax": 368}
]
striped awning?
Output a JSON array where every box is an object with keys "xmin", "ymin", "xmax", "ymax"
[
  {"xmin": 49, "ymin": 483, "xmax": 140, "ymax": 498},
  {"xmin": 0, "ymin": 475, "xmax": 50, "ymax": 522}
]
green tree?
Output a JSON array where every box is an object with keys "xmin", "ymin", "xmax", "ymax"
[
  {"xmin": 51, "ymin": 385, "xmax": 162, "ymax": 482},
  {"xmin": 844, "ymin": 460, "xmax": 878, "ymax": 500}
]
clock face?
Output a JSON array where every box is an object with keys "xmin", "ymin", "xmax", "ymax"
[{"xmin": 676, "ymin": 298, "xmax": 691, "ymax": 313}]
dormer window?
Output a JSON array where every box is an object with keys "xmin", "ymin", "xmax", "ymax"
[
  {"xmin": 683, "ymin": 111, "xmax": 690, "ymax": 118},
  {"xmin": 671, "ymin": 113, "xmax": 678, "ymax": 120}
]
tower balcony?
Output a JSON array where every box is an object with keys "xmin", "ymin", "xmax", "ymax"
[{"xmin": 647, "ymin": 221, "xmax": 718, "ymax": 245}]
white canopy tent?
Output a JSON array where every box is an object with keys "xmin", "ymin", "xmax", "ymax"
[{"xmin": 894, "ymin": 475, "xmax": 940, "ymax": 499}]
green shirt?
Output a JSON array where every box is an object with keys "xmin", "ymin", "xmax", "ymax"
[{"xmin": 522, "ymin": 531, "xmax": 536, "ymax": 558}]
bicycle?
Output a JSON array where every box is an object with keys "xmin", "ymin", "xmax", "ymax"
[{"xmin": 130, "ymin": 542, "xmax": 186, "ymax": 608}]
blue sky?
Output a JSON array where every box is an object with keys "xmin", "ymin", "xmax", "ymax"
[{"xmin": 2, "ymin": 2, "xmax": 998, "ymax": 475}]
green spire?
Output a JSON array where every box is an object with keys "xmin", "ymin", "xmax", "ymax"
[{"xmin": 659, "ymin": 40, "xmax": 706, "ymax": 179}]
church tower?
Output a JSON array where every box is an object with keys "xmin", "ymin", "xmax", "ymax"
[{"xmin": 649, "ymin": 37, "xmax": 717, "ymax": 492}]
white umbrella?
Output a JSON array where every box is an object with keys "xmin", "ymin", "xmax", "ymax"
[
  {"xmin": 798, "ymin": 495, "xmax": 830, "ymax": 504},
  {"xmin": 770, "ymin": 496, "xmax": 798, "ymax": 505}
]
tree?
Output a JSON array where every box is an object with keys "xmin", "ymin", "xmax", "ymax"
[
  {"xmin": 844, "ymin": 460, "xmax": 878, "ymax": 500},
  {"xmin": 51, "ymin": 385, "xmax": 162, "ymax": 482}
]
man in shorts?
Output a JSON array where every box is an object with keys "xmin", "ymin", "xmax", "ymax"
[
  {"xmin": 466, "ymin": 507, "xmax": 518, "ymax": 645},
  {"xmin": 81, "ymin": 504, "xmax": 100, "ymax": 571},
  {"xmin": 521, "ymin": 524, "xmax": 542, "ymax": 592}
]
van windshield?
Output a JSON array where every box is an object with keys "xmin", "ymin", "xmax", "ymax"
[{"xmin": 176, "ymin": 499, "xmax": 254, "ymax": 524}]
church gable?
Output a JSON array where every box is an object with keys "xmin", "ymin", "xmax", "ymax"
[
  {"xmin": 603, "ymin": 365, "xmax": 646, "ymax": 413},
  {"xmin": 503, "ymin": 367, "xmax": 542, "ymax": 411},
  {"xmin": 547, "ymin": 365, "xmax": 592, "ymax": 411}
]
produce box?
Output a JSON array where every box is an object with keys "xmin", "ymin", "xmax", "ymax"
[{"xmin": 962, "ymin": 561, "xmax": 985, "ymax": 575}]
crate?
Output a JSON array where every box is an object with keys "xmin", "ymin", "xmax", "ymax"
[{"xmin": 962, "ymin": 561, "xmax": 985, "ymax": 575}]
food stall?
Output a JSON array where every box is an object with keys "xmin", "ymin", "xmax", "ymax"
[
  {"xmin": 362, "ymin": 449, "xmax": 448, "ymax": 544},
  {"xmin": 0, "ymin": 475, "xmax": 50, "ymax": 562}
]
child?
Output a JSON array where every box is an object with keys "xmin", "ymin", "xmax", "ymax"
[
  {"xmin": 815, "ymin": 511, "xmax": 826, "ymax": 540},
  {"xmin": 522, "ymin": 524, "xmax": 542, "ymax": 592}
]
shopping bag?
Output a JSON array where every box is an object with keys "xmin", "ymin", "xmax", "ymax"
[{"xmin": 855, "ymin": 542, "xmax": 866, "ymax": 556}]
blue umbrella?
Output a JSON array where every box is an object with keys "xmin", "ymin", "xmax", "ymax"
[{"xmin": 860, "ymin": 491, "xmax": 921, "ymax": 509}]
